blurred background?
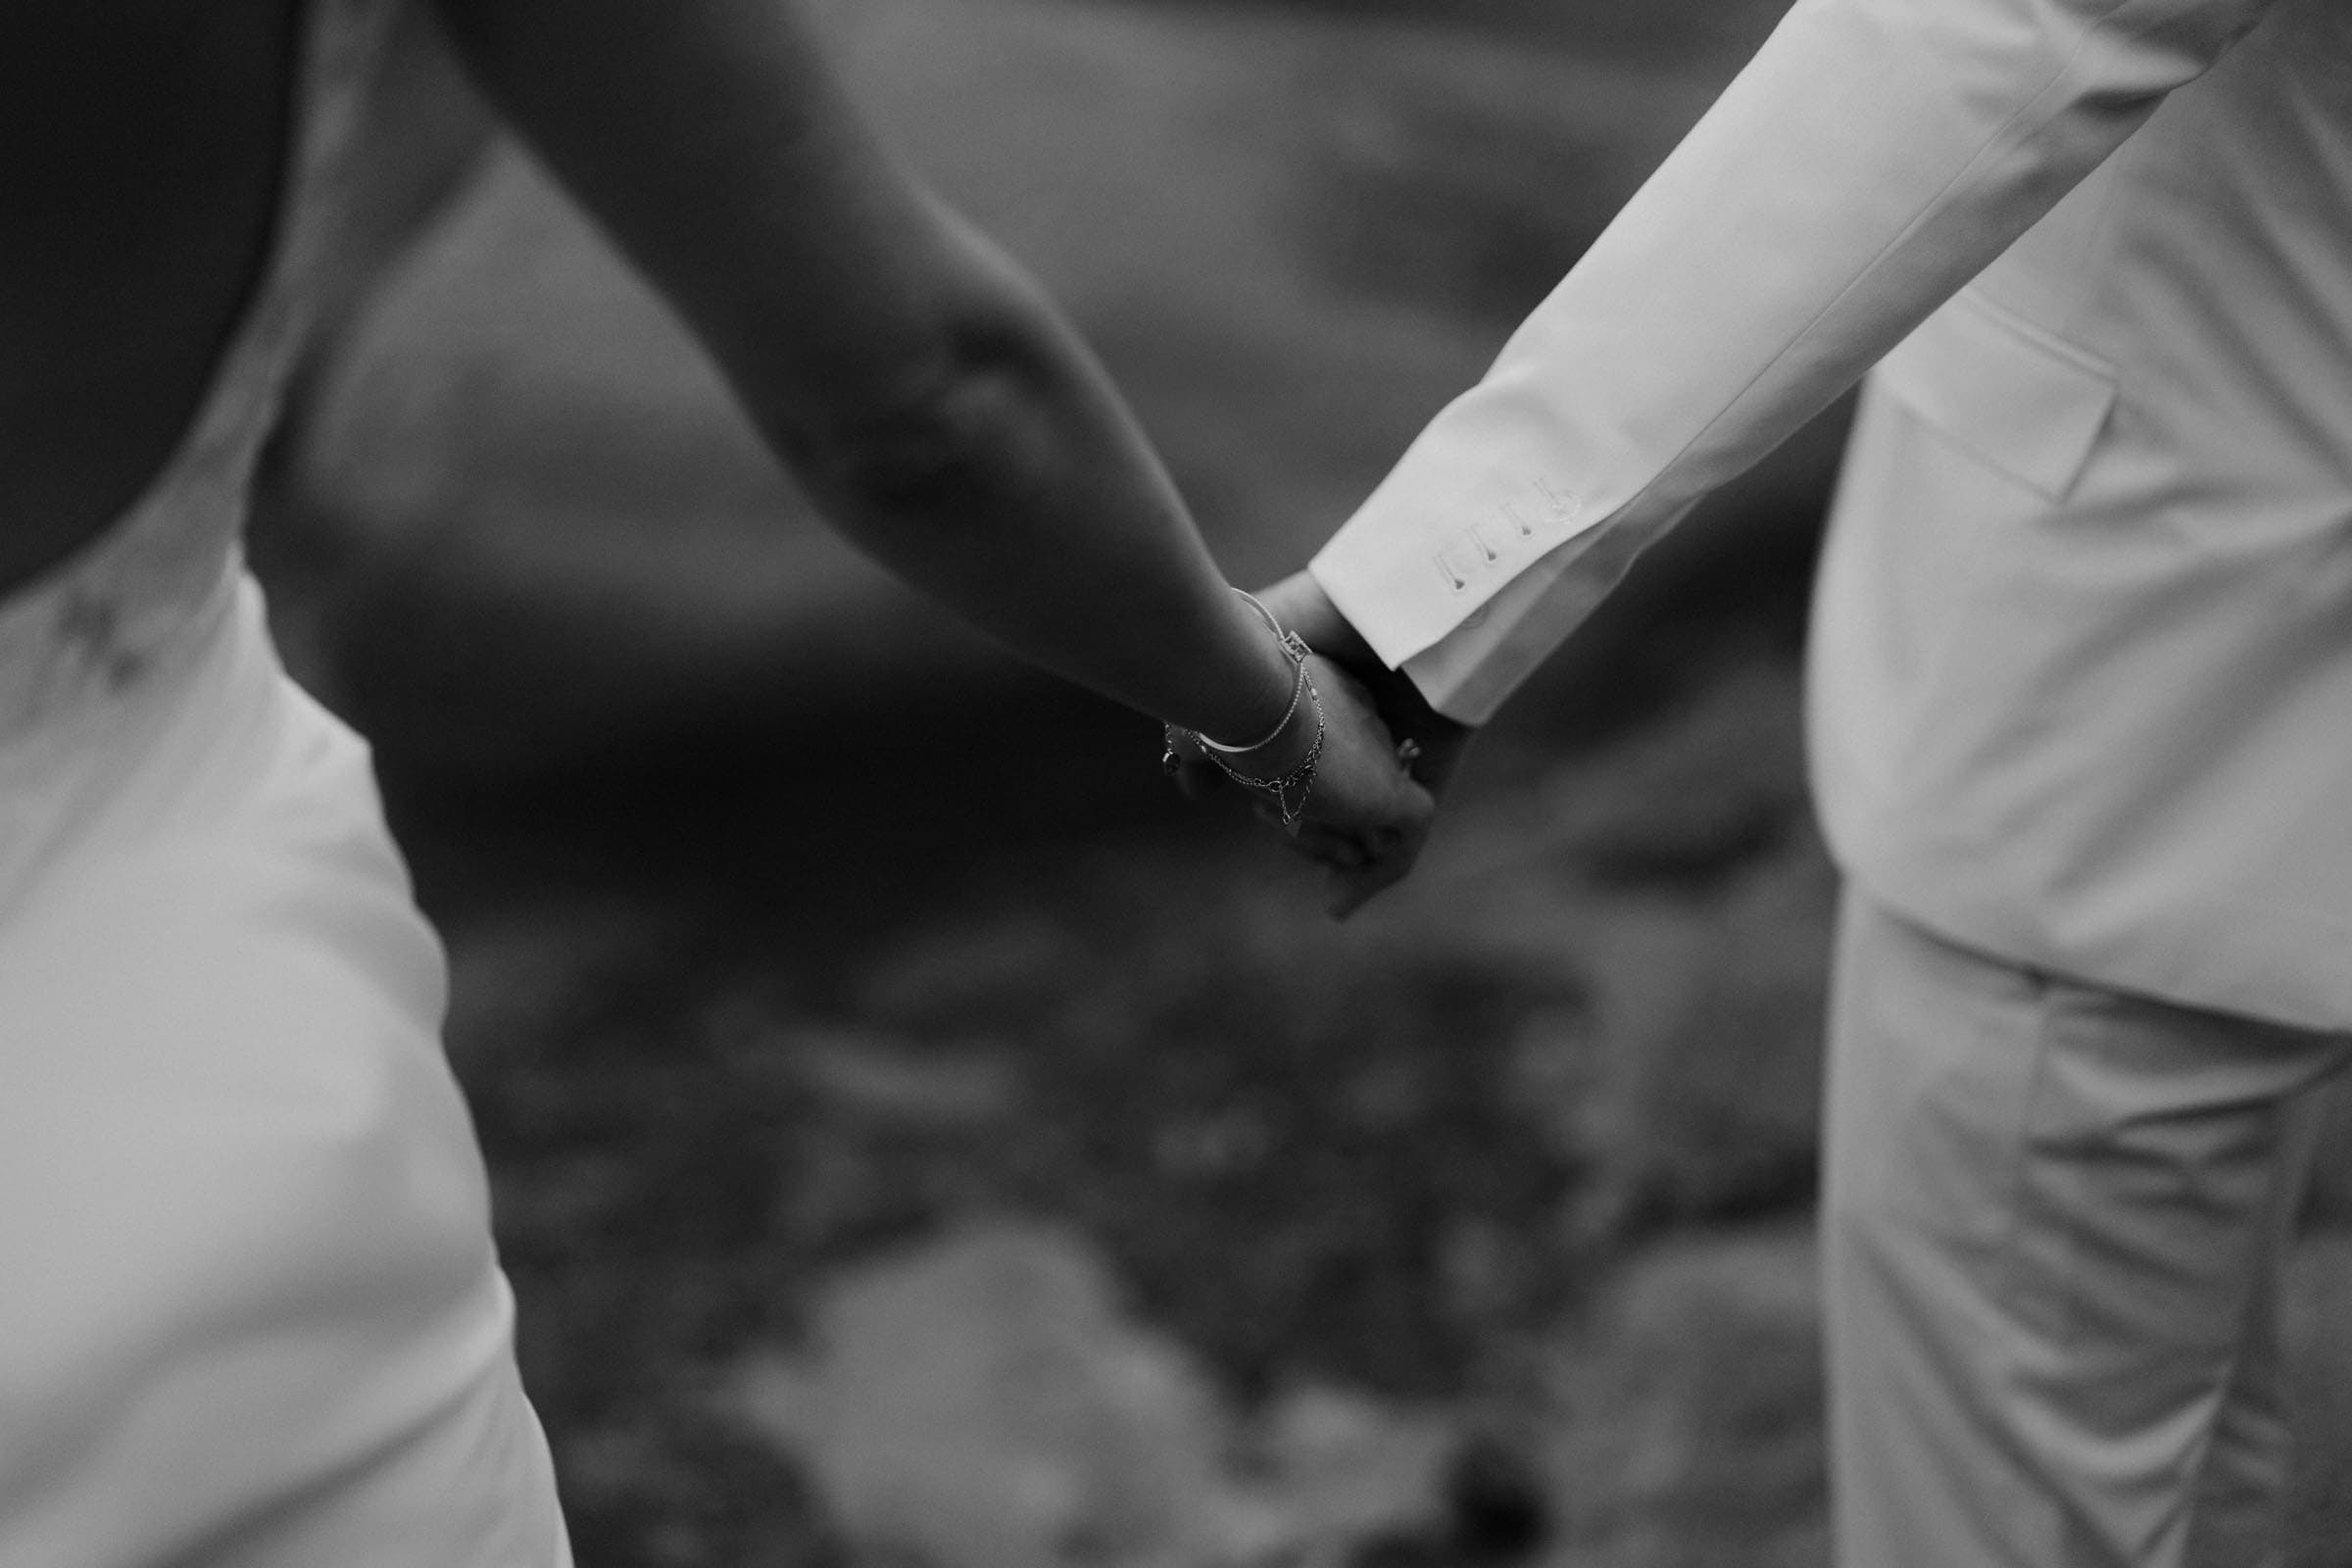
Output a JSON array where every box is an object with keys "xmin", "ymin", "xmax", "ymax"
[{"xmin": 252, "ymin": 0, "xmax": 2352, "ymax": 1563}]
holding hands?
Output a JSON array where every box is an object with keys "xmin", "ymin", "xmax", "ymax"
[{"xmin": 1166, "ymin": 572, "xmax": 1473, "ymax": 916}]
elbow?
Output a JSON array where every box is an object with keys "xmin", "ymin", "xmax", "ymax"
[
  {"xmin": 734, "ymin": 201, "xmax": 1085, "ymax": 513},
  {"xmin": 812, "ymin": 349, "xmax": 1042, "ymax": 509},
  {"xmin": 774, "ymin": 247, "xmax": 1073, "ymax": 514}
]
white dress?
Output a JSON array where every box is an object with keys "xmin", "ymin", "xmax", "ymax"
[{"xmin": 0, "ymin": 4, "xmax": 572, "ymax": 1562}]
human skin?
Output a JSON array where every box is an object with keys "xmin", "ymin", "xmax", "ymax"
[
  {"xmin": 0, "ymin": 1, "xmax": 301, "ymax": 592},
  {"xmin": 0, "ymin": 0, "xmax": 1433, "ymax": 881}
]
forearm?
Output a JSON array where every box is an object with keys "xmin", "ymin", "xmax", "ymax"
[
  {"xmin": 742, "ymin": 219, "xmax": 1299, "ymax": 744},
  {"xmin": 432, "ymin": 0, "xmax": 1297, "ymax": 746}
]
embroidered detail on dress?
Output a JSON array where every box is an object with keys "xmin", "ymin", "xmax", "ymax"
[{"xmin": 50, "ymin": 592, "xmax": 146, "ymax": 692}]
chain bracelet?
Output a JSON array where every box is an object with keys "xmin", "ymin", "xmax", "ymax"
[
  {"xmin": 1159, "ymin": 590, "xmax": 1325, "ymax": 827},
  {"xmin": 1198, "ymin": 669, "xmax": 1325, "ymax": 827}
]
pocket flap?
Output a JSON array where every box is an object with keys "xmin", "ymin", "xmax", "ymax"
[{"xmin": 1876, "ymin": 290, "xmax": 2118, "ymax": 502}]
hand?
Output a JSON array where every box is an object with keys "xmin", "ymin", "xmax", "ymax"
[
  {"xmin": 1167, "ymin": 653, "xmax": 1434, "ymax": 916},
  {"xmin": 1169, "ymin": 571, "xmax": 1474, "ymax": 915},
  {"xmin": 1256, "ymin": 570, "xmax": 1476, "ymax": 807}
]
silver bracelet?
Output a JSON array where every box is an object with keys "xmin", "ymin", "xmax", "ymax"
[
  {"xmin": 1159, "ymin": 589, "xmax": 1325, "ymax": 827},
  {"xmin": 1196, "ymin": 671, "xmax": 1326, "ymax": 828},
  {"xmin": 1197, "ymin": 591, "xmax": 1311, "ymax": 755}
]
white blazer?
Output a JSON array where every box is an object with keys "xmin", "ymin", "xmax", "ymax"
[{"xmin": 1311, "ymin": 0, "xmax": 2352, "ymax": 1027}]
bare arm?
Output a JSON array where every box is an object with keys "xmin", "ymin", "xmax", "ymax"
[{"xmin": 425, "ymin": 0, "xmax": 1314, "ymax": 752}]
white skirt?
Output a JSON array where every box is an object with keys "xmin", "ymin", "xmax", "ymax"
[{"xmin": 0, "ymin": 562, "xmax": 571, "ymax": 1567}]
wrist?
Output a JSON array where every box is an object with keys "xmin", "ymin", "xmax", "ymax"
[
  {"xmin": 1187, "ymin": 592, "xmax": 1298, "ymax": 746},
  {"xmin": 1201, "ymin": 661, "xmax": 1319, "ymax": 773},
  {"xmin": 1160, "ymin": 589, "xmax": 1329, "ymax": 824}
]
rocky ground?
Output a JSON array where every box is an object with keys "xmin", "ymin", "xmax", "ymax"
[
  {"xmin": 407, "ymin": 655, "xmax": 1849, "ymax": 1568},
  {"xmin": 259, "ymin": 0, "xmax": 2352, "ymax": 1563},
  {"xmin": 394, "ymin": 656, "xmax": 2352, "ymax": 1568}
]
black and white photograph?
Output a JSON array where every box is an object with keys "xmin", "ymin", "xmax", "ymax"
[{"xmin": 3, "ymin": 0, "xmax": 2349, "ymax": 1563}]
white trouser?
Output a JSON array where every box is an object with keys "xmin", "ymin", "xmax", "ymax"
[
  {"xmin": 0, "ymin": 567, "xmax": 571, "ymax": 1567},
  {"xmin": 1823, "ymin": 891, "xmax": 2348, "ymax": 1567}
]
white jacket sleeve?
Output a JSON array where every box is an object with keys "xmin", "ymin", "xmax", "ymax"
[{"xmin": 1307, "ymin": 0, "xmax": 2280, "ymax": 722}]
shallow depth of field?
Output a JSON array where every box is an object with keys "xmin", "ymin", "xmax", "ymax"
[{"xmin": 257, "ymin": 1, "xmax": 2352, "ymax": 1564}]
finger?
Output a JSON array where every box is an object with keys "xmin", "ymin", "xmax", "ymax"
[
  {"xmin": 1250, "ymin": 804, "xmax": 1367, "ymax": 866},
  {"xmin": 1294, "ymin": 767, "xmax": 1429, "ymax": 864},
  {"xmin": 1325, "ymin": 823, "xmax": 1429, "ymax": 919},
  {"xmin": 1246, "ymin": 799, "xmax": 1370, "ymax": 866},
  {"xmin": 1400, "ymin": 723, "xmax": 1475, "ymax": 797},
  {"xmin": 1293, "ymin": 822, "xmax": 1372, "ymax": 870}
]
